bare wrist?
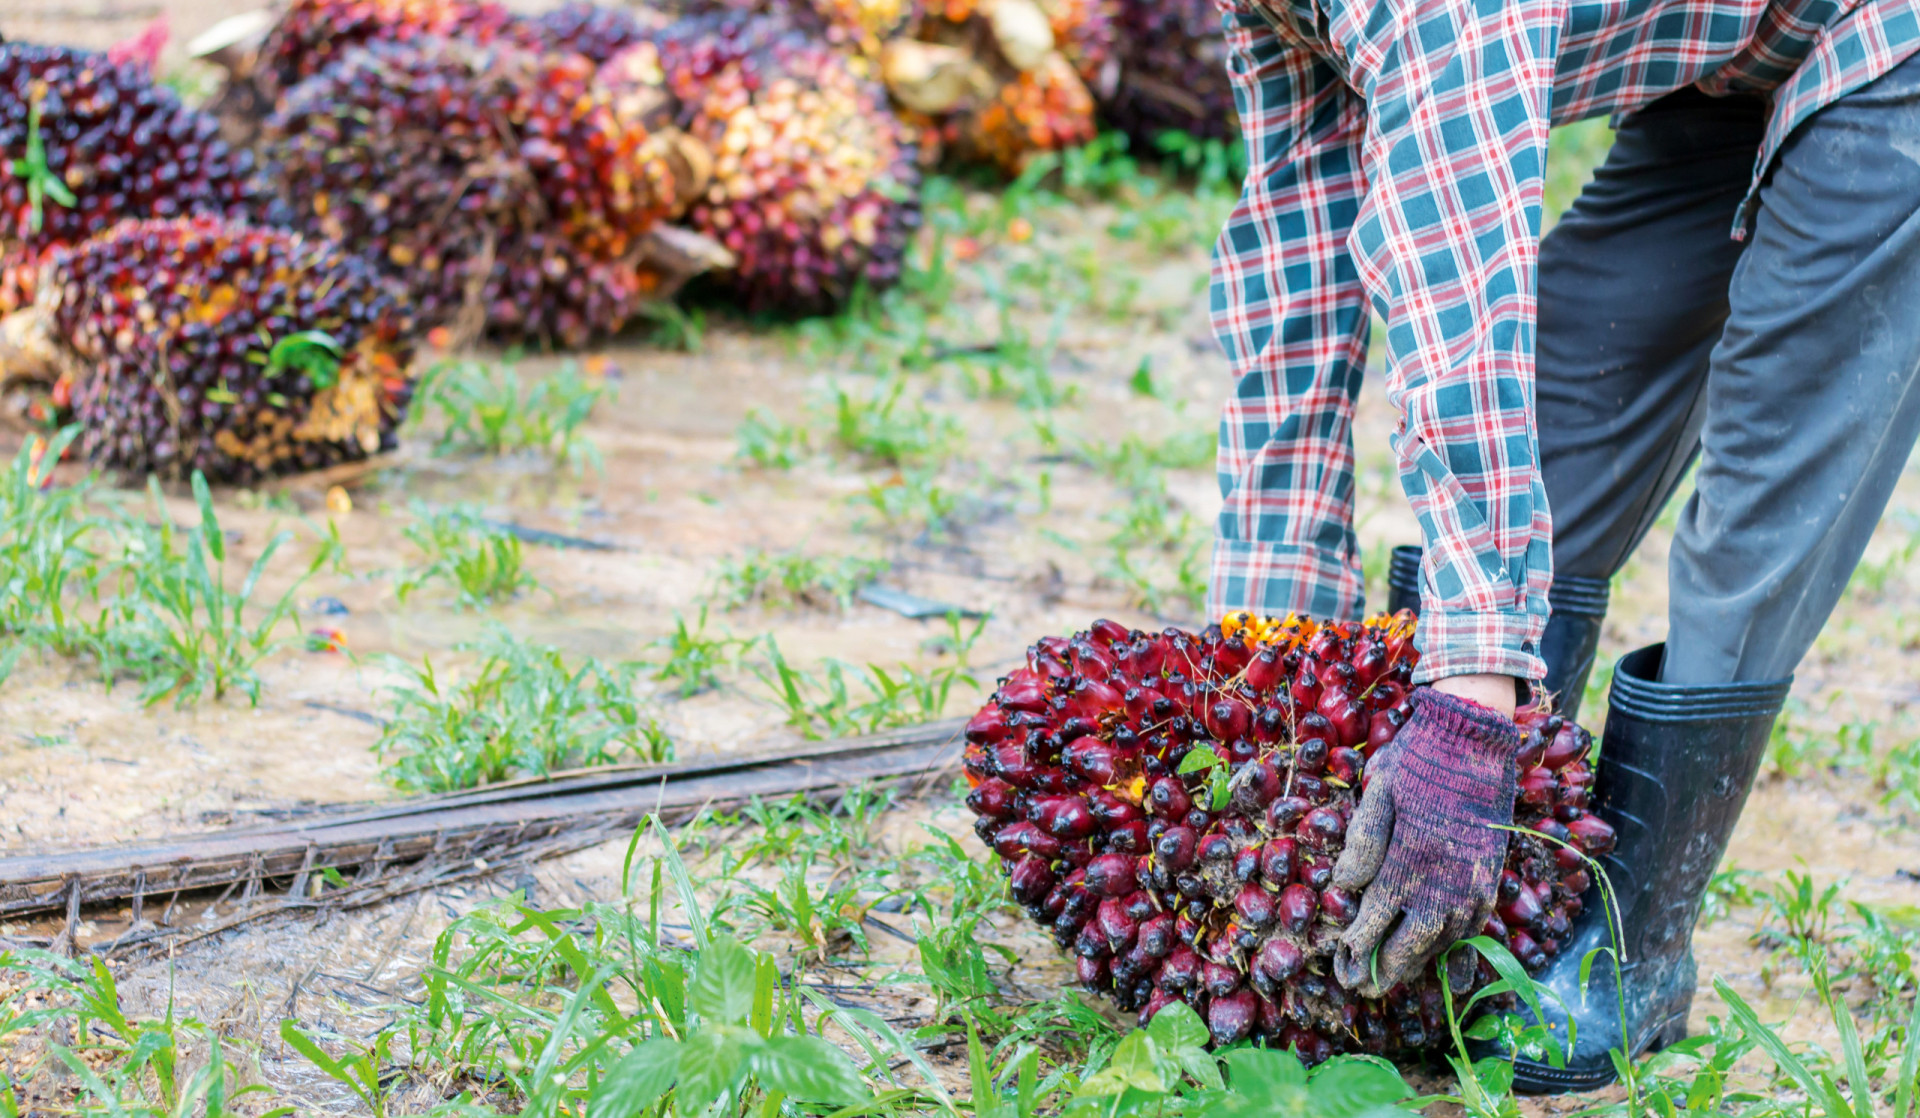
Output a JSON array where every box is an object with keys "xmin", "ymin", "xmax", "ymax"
[{"xmin": 1429, "ymin": 672, "xmax": 1520, "ymax": 720}]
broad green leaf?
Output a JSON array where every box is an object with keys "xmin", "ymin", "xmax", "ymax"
[
  {"xmin": 691, "ymin": 936, "xmax": 757, "ymax": 1024},
  {"xmin": 750, "ymin": 1036, "xmax": 868, "ymax": 1104},
  {"xmin": 674, "ymin": 1028, "xmax": 750, "ymax": 1115},
  {"xmin": 1177, "ymin": 746, "xmax": 1220, "ymax": 775},
  {"xmin": 1308, "ymin": 1056, "xmax": 1414, "ymax": 1118},
  {"xmin": 590, "ymin": 1038, "xmax": 681, "ymax": 1117},
  {"xmin": 1146, "ymin": 1001, "xmax": 1209, "ymax": 1053},
  {"xmin": 1078, "ymin": 1031, "xmax": 1164, "ymax": 1097}
]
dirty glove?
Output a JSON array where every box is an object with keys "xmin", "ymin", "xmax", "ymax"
[{"xmin": 1331, "ymin": 687, "xmax": 1520, "ymax": 997}]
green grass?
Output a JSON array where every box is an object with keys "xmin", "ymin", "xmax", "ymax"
[
  {"xmin": 395, "ymin": 504, "xmax": 540, "ymax": 608},
  {"xmin": 373, "ymin": 626, "xmax": 671, "ymax": 792},
  {"xmin": 704, "ymin": 549, "xmax": 889, "ymax": 612},
  {"xmin": 412, "ymin": 356, "xmax": 611, "ymax": 471},
  {"xmin": 753, "ymin": 617, "xmax": 985, "ymax": 739}
]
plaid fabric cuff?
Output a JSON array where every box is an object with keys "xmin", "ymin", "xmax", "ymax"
[
  {"xmin": 1411, "ymin": 606, "xmax": 1547, "ymax": 684},
  {"xmin": 1207, "ymin": 537, "xmax": 1366, "ymax": 622}
]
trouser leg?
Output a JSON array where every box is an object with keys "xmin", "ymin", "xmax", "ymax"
[
  {"xmin": 1535, "ymin": 89, "xmax": 1768, "ymax": 581},
  {"xmin": 1664, "ymin": 53, "xmax": 1920, "ymax": 686}
]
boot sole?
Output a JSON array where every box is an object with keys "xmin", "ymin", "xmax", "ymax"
[{"xmin": 1509, "ymin": 1011, "xmax": 1689, "ymax": 1095}]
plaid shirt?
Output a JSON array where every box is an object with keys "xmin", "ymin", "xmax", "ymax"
[{"xmin": 1206, "ymin": 0, "xmax": 1920, "ymax": 683}]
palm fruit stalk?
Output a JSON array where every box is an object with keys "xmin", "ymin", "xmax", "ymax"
[
  {"xmin": 36, "ymin": 216, "xmax": 415, "ymax": 483},
  {"xmin": 1104, "ymin": 0, "xmax": 1236, "ymax": 147},
  {"xmin": 0, "ymin": 43, "xmax": 265, "ymax": 313},
  {"xmin": 263, "ymin": 37, "xmax": 681, "ymax": 347},
  {"xmin": 961, "ymin": 612, "xmax": 1611, "ymax": 1058},
  {"xmin": 626, "ymin": 13, "xmax": 922, "ymax": 313}
]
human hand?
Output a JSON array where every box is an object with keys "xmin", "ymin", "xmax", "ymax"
[{"xmin": 1330, "ymin": 687, "xmax": 1521, "ymax": 996}]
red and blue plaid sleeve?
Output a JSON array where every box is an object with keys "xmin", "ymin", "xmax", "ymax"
[
  {"xmin": 1206, "ymin": 0, "xmax": 1374, "ymax": 627},
  {"xmin": 1210, "ymin": 0, "xmax": 1555, "ymax": 683}
]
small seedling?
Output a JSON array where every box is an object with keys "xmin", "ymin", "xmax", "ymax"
[{"xmin": 394, "ymin": 504, "xmax": 539, "ymax": 608}]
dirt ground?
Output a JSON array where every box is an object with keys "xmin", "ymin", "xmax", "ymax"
[{"xmin": 4, "ymin": 1, "xmax": 1920, "ymax": 1113}]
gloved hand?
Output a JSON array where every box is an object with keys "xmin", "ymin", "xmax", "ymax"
[{"xmin": 1331, "ymin": 687, "xmax": 1521, "ymax": 997}]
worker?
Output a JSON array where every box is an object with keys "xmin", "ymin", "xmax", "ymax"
[{"xmin": 1206, "ymin": 0, "xmax": 1920, "ymax": 1092}]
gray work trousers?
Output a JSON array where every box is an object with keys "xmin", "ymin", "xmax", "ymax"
[{"xmin": 1536, "ymin": 55, "xmax": 1920, "ymax": 686}]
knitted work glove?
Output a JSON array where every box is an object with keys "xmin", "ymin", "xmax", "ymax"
[{"xmin": 1331, "ymin": 687, "xmax": 1521, "ymax": 997}]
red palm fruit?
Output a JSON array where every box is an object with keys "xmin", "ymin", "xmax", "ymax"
[
  {"xmin": 1235, "ymin": 883, "xmax": 1279, "ymax": 929},
  {"xmin": 1294, "ymin": 737, "xmax": 1330, "ymax": 776},
  {"xmin": 1515, "ymin": 729, "xmax": 1548, "ymax": 771},
  {"xmin": 1324, "ymin": 698, "xmax": 1369, "ymax": 748},
  {"xmin": 1254, "ymin": 703, "xmax": 1290, "ymax": 744},
  {"xmin": 1531, "ymin": 818, "xmax": 1573, "ymax": 846},
  {"xmin": 1086, "ymin": 853, "xmax": 1138, "ymax": 897},
  {"xmin": 1482, "ymin": 914, "xmax": 1508, "ymax": 939},
  {"xmin": 1555, "ymin": 843, "xmax": 1588, "ymax": 871},
  {"xmin": 1260, "ymin": 837, "xmax": 1298, "ymax": 885},
  {"xmin": 1097, "ymin": 896, "xmax": 1140, "ymax": 948},
  {"xmin": 1090, "ymin": 618, "xmax": 1132, "ymax": 646},
  {"xmin": 1290, "ymin": 665, "xmax": 1322, "ymax": 710},
  {"xmin": 998, "ymin": 674, "xmax": 1048, "ymax": 711},
  {"xmin": 1296, "ymin": 711, "xmax": 1336, "ymax": 750},
  {"xmin": 1108, "ymin": 820, "xmax": 1150, "ymax": 854},
  {"xmin": 992, "ymin": 822, "xmax": 1062, "ymax": 862},
  {"xmin": 1149, "ymin": 777, "xmax": 1193, "ymax": 819},
  {"xmin": 1320, "ymin": 886, "xmax": 1359, "ymax": 925},
  {"xmin": 1267, "ymin": 796, "xmax": 1312, "ymax": 830},
  {"xmin": 1232, "ymin": 845, "xmax": 1262, "ymax": 884},
  {"xmin": 1088, "ymin": 789, "xmax": 1142, "ymax": 826},
  {"xmin": 1228, "ymin": 760, "xmax": 1282, "ymax": 814},
  {"xmin": 1074, "ymin": 922, "xmax": 1111, "ymax": 959},
  {"xmin": 1158, "ymin": 947, "xmax": 1201, "ymax": 992},
  {"xmin": 1209, "ymin": 988, "xmax": 1259, "ymax": 1045},
  {"xmin": 966, "ymin": 706, "xmax": 1008, "ymax": 743},
  {"xmin": 1155, "ymin": 825, "xmax": 1198, "ymax": 870},
  {"xmin": 1246, "ymin": 646, "xmax": 1285, "ymax": 691},
  {"xmin": 1174, "ymin": 910, "xmax": 1202, "ymax": 945},
  {"xmin": 1509, "ymin": 929, "xmax": 1548, "ymax": 970},
  {"xmin": 1326, "ymin": 747, "xmax": 1365, "ymax": 786},
  {"xmin": 1498, "ymin": 883, "xmax": 1544, "ymax": 928},
  {"xmin": 966, "ymin": 778, "xmax": 1018, "ymax": 819},
  {"xmin": 1351, "ymin": 643, "xmax": 1390, "ymax": 690},
  {"xmin": 1125, "ymin": 687, "xmax": 1163, "ymax": 720},
  {"xmin": 1499, "ymin": 869, "xmax": 1524, "ymax": 902},
  {"xmin": 1279, "ymin": 884, "xmax": 1319, "ymax": 933},
  {"xmin": 1252, "ymin": 938, "xmax": 1305, "ymax": 992},
  {"xmin": 1300, "ymin": 807, "xmax": 1346, "ymax": 850},
  {"xmin": 1202, "ymin": 961, "xmax": 1242, "ymax": 998},
  {"xmin": 1369, "ymin": 680, "xmax": 1408, "ymax": 712},
  {"xmin": 1034, "ymin": 795, "xmax": 1098, "ymax": 839},
  {"xmin": 1297, "ymin": 857, "xmax": 1335, "ymax": 890},
  {"xmin": 1070, "ymin": 678, "xmax": 1125, "ymax": 720},
  {"xmin": 1207, "ymin": 699, "xmax": 1252, "ymax": 741},
  {"xmin": 1064, "ymin": 738, "xmax": 1120, "ymax": 784},
  {"xmin": 1198, "ymin": 831, "xmax": 1236, "ymax": 866},
  {"xmin": 1567, "ymin": 814, "xmax": 1617, "ymax": 855},
  {"xmin": 1561, "ymin": 869, "xmax": 1592, "ymax": 895},
  {"xmin": 1009, "ymin": 856, "xmax": 1054, "ymax": 905},
  {"xmin": 1138, "ymin": 912, "xmax": 1176, "ymax": 958},
  {"xmin": 1518, "ymin": 766, "xmax": 1557, "ymax": 808},
  {"xmin": 1077, "ymin": 954, "xmax": 1110, "ymax": 989},
  {"xmin": 1542, "ymin": 723, "xmax": 1592, "ymax": 769}
]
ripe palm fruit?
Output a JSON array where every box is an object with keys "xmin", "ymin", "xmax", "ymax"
[
  {"xmin": 685, "ymin": 0, "xmax": 923, "ymax": 60},
  {"xmin": 522, "ymin": 1, "xmax": 672, "ymax": 63},
  {"xmin": 639, "ymin": 14, "xmax": 922, "ymax": 313},
  {"xmin": 255, "ymin": 0, "xmax": 520, "ymax": 92},
  {"xmin": 0, "ymin": 44, "xmax": 265, "ymax": 311},
  {"xmin": 1103, "ymin": 0, "xmax": 1236, "ymax": 148},
  {"xmin": 962, "ymin": 611, "xmax": 1599, "ymax": 1059},
  {"xmin": 963, "ymin": 51, "xmax": 1096, "ymax": 172},
  {"xmin": 38, "ymin": 216, "xmax": 414, "ymax": 482},
  {"xmin": 262, "ymin": 38, "xmax": 678, "ymax": 346}
]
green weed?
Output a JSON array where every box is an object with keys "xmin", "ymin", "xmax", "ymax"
[
  {"xmin": 395, "ymin": 505, "xmax": 539, "ymax": 608},
  {"xmin": 0, "ymin": 429, "xmax": 101, "ymax": 653},
  {"xmin": 734, "ymin": 408, "xmax": 809, "ymax": 470},
  {"xmin": 754, "ymin": 617, "xmax": 984, "ymax": 738},
  {"xmin": 824, "ymin": 375, "xmax": 963, "ymax": 467},
  {"xmin": 646, "ymin": 608, "xmax": 748, "ymax": 698},
  {"xmin": 413, "ymin": 357, "xmax": 610, "ymax": 471},
  {"xmin": 374, "ymin": 626, "xmax": 669, "ymax": 792},
  {"xmin": 704, "ymin": 548, "xmax": 888, "ymax": 612}
]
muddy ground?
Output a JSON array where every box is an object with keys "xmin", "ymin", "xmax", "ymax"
[{"xmin": 4, "ymin": 1, "xmax": 1920, "ymax": 1113}]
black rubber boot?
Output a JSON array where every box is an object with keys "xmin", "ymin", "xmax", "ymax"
[
  {"xmin": 1382, "ymin": 546, "xmax": 1608, "ymax": 721},
  {"xmin": 1501, "ymin": 643, "xmax": 1791, "ymax": 1093},
  {"xmin": 1539, "ymin": 575, "xmax": 1609, "ymax": 723}
]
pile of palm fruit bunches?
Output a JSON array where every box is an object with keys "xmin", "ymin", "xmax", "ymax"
[
  {"xmin": 0, "ymin": 0, "xmax": 1233, "ymax": 482},
  {"xmin": 964, "ymin": 610, "xmax": 1613, "ymax": 1056}
]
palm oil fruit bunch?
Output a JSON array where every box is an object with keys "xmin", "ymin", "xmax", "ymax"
[
  {"xmin": 255, "ymin": 0, "xmax": 520, "ymax": 92},
  {"xmin": 636, "ymin": 14, "xmax": 922, "ymax": 313},
  {"xmin": 961, "ymin": 612, "xmax": 1614, "ymax": 1058},
  {"xmin": 0, "ymin": 44, "xmax": 264, "ymax": 311},
  {"xmin": 686, "ymin": 0, "xmax": 923, "ymax": 60},
  {"xmin": 1104, "ymin": 0, "xmax": 1237, "ymax": 147},
  {"xmin": 522, "ymin": 1, "xmax": 671, "ymax": 64},
  {"xmin": 263, "ymin": 37, "xmax": 678, "ymax": 346},
  {"xmin": 39, "ymin": 216, "xmax": 414, "ymax": 483}
]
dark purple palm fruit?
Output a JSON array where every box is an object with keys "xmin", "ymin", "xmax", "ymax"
[
  {"xmin": 520, "ymin": 1, "xmax": 673, "ymax": 62},
  {"xmin": 644, "ymin": 13, "xmax": 922, "ymax": 314},
  {"xmin": 256, "ymin": 0, "xmax": 521, "ymax": 93},
  {"xmin": 962, "ymin": 610, "xmax": 1602, "ymax": 1061},
  {"xmin": 0, "ymin": 44, "xmax": 267, "ymax": 312},
  {"xmin": 262, "ymin": 37, "xmax": 677, "ymax": 347},
  {"xmin": 40, "ymin": 216, "xmax": 415, "ymax": 483}
]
